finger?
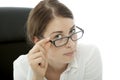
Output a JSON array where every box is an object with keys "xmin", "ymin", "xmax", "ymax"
[
  {"xmin": 28, "ymin": 38, "xmax": 50, "ymax": 54},
  {"xmin": 34, "ymin": 57, "xmax": 45, "ymax": 68},
  {"xmin": 28, "ymin": 51, "xmax": 46, "ymax": 63},
  {"xmin": 30, "ymin": 57, "xmax": 42, "ymax": 66},
  {"xmin": 29, "ymin": 45, "xmax": 46, "ymax": 55},
  {"xmin": 28, "ymin": 52, "xmax": 41, "ymax": 59},
  {"xmin": 36, "ymin": 37, "xmax": 50, "ymax": 48},
  {"xmin": 28, "ymin": 44, "xmax": 40, "ymax": 54},
  {"xmin": 37, "ymin": 37, "xmax": 51, "ymax": 55},
  {"xmin": 39, "ymin": 45, "xmax": 46, "ymax": 55}
]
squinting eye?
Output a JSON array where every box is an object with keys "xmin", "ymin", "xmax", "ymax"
[{"xmin": 54, "ymin": 34, "xmax": 62, "ymax": 39}]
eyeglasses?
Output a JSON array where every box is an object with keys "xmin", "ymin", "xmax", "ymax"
[{"xmin": 49, "ymin": 26, "xmax": 84, "ymax": 47}]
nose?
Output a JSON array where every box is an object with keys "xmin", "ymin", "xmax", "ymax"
[{"xmin": 65, "ymin": 38, "xmax": 75, "ymax": 48}]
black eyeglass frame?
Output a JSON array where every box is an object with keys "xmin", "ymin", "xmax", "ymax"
[{"xmin": 49, "ymin": 26, "xmax": 84, "ymax": 47}]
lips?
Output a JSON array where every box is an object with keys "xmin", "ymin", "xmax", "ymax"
[{"xmin": 64, "ymin": 51, "xmax": 74, "ymax": 56}]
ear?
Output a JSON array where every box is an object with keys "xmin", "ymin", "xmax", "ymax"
[{"xmin": 33, "ymin": 36, "xmax": 39, "ymax": 44}]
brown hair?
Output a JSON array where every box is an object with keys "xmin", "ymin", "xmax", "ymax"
[{"xmin": 26, "ymin": 0, "xmax": 73, "ymax": 45}]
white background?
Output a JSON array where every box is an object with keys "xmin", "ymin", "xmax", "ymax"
[{"xmin": 0, "ymin": 0, "xmax": 120, "ymax": 80}]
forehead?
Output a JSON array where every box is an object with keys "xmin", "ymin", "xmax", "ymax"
[{"xmin": 44, "ymin": 17, "xmax": 74, "ymax": 37}]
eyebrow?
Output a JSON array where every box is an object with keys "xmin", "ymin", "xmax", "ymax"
[{"xmin": 50, "ymin": 25, "xmax": 75, "ymax": 35}]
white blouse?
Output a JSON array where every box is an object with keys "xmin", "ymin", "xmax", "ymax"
[{"xmin": 13, "ymin": 43, "xmax": 102, "ymax": 80}]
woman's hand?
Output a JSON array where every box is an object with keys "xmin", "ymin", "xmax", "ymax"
[{"xmin": 27, "ymin": 38, "xmax": 50, "ymax": 80}]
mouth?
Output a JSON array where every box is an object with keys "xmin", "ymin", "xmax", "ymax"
[{"xmin": 64, "ymin": 51, "xmax": 74, "ymax": 56}]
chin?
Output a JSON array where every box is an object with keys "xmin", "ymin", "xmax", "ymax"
[{"xmin": 64, "ymin": 55, "xmax": 74, "ymax": 64}]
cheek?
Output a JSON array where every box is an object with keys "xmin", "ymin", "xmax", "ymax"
[
  {"xmin": 47, "ymin": 45, "xmax": 67, "ymax": 61},
  {"xmin": 47, "ymin": 48, "xmax": 61, "ymax": 59}
]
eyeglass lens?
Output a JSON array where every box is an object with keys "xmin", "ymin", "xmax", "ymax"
[{"xmin": 54, "ymin": 30, "xmax": 83, "ymax": 47}]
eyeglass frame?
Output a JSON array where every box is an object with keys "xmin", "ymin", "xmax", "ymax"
[{"xmin": 49, "ymin": 26, "xmax": 84, "ymax": 47}]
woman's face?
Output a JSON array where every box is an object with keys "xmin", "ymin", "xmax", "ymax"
[{"xmin": 43, "ymin": 17, "xmax": 77, "ymax": 64}]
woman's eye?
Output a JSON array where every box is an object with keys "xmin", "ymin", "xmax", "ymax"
[
  {"xmin": 70, "ymin": 29, "xmax": 75, "ymax": 34},
  {"xmin": 54, "ymin": 34, "xmax": 62, "ymax": 39}
]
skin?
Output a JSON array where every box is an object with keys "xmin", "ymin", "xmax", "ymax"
[{"xmin": 27, "ymin": 17, "xmax": 77, "ymax": 80}]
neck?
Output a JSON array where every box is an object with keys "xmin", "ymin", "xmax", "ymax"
[
  {"xmin": 45, "ymin": 63, "xmax": 68, "ymax": 80},
  {"xmin": 47, "ymin": 62, "xmax": 68, "ymax": 74}
]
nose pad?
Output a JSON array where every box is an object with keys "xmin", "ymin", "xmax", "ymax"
[{"xmin": 65, "ymin": 38, "xmax": 75, "ymax": 48}]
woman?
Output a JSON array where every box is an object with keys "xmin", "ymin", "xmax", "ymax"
[{"xmin": 13, "ymin": 0, "xmax": 102, "ymax": 80}]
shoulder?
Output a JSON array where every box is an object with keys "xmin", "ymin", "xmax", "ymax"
[
  {"xmin": 76, "ymin": 43, "xmax": 101, "ymax": 64},
  {"xmin": 13, "ymin": 54, "xmax": 28, "ymax": 66},
  {"xmin": 13, "ymin": 54, "xmax": 30, "ymax": 74},
  {"xmin": 75, "ymin": 43, "xmax": 102, "ymax": 79}
]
